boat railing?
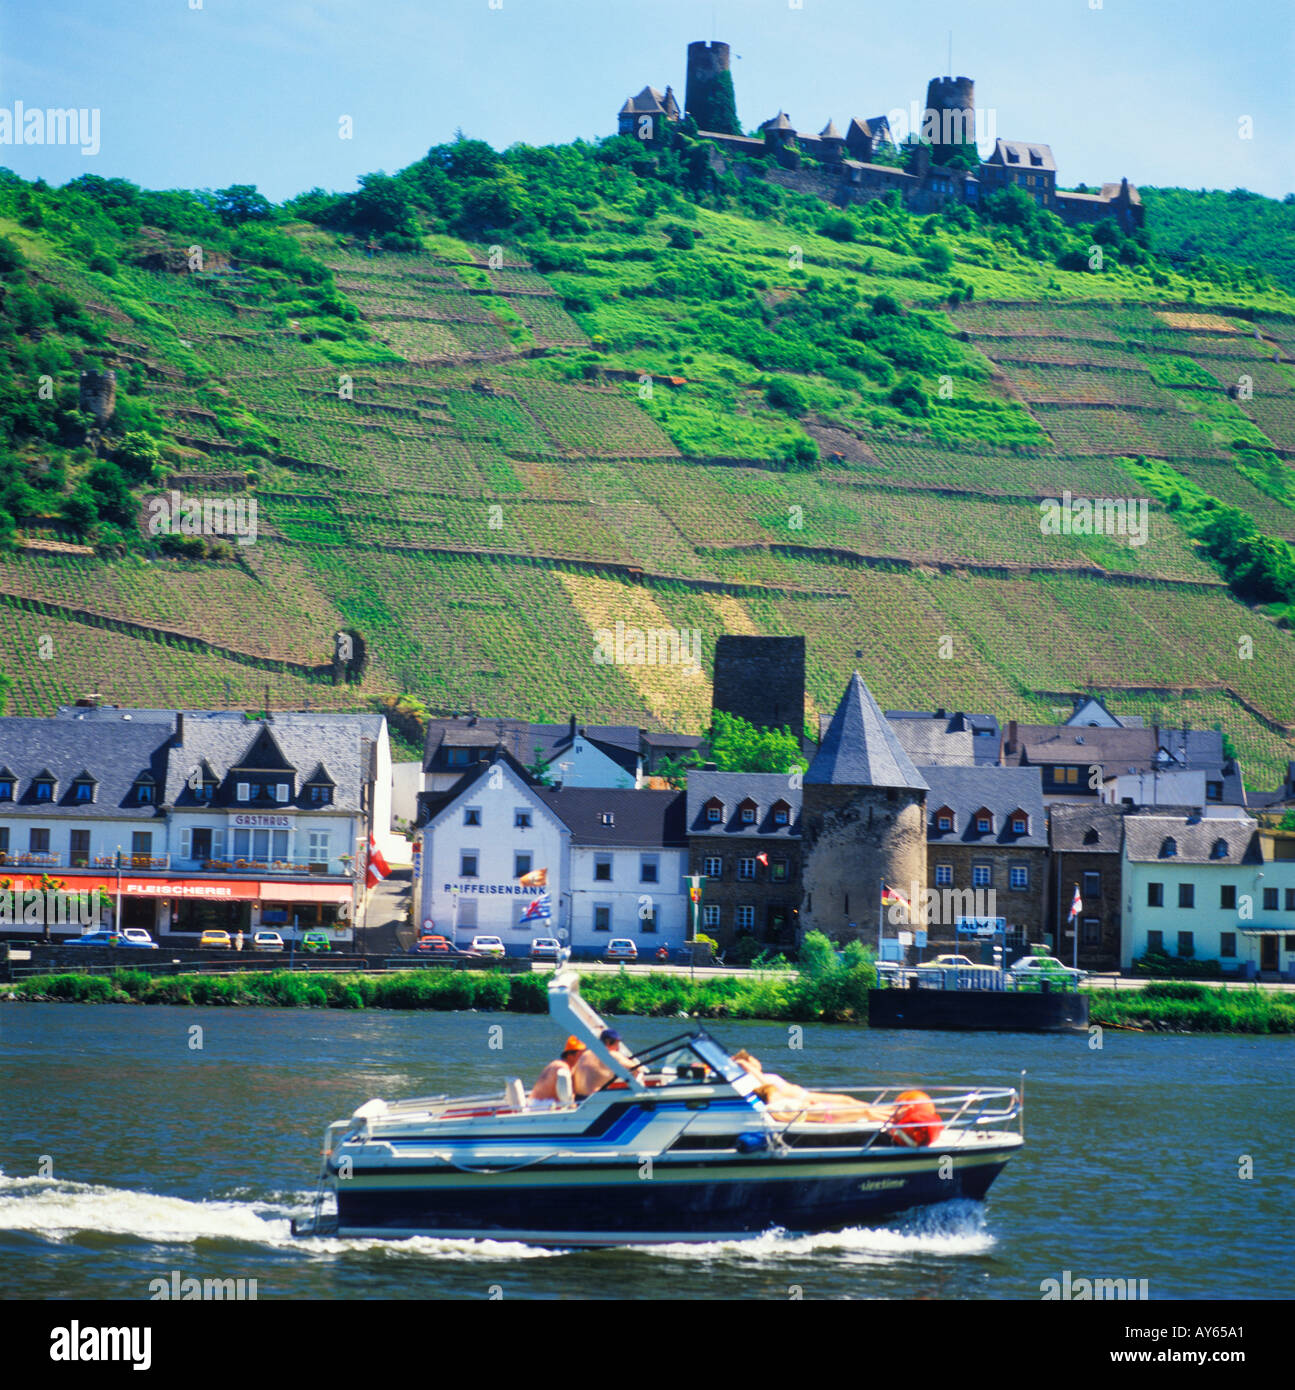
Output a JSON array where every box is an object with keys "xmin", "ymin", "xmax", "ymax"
[{"xmin": 765, "ymin": 1083, "xmax": 1020, "ymax": 1149}]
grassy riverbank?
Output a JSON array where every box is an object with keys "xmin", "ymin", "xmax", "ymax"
[
  {"xmin": 1087, "ymin": 981, "xmax": 1295, "ymax": 1034},
  {"xmin": 0, "ymin": 948, "xmax": 872, "ymax": 1023},
  {"xmin": 5, "ymin": 969, "xmax": 1293, "ymax": 1033}
]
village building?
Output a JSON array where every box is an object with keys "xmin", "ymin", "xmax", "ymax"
[
  {"xmin": 1048, "ymin": 801, "xmax": 1127, "ymax": 972},
  {"xmin": 1121, "ymin": 812, "xmax": 1295, "ymax": 979},
  {"xmin": 685, "ymin": 771, "xmax": 802, "ymax": 950},
  {"xmin": 415, "ymin": 757, "xmax": 689, "ymax": 955},
  {"xmin": 919, "ymin": 764, "xmax": 1049, "ymax": 960},
  {"xmin": 0, "ymin": 708, "xmax": 389, "ymax": 943}
]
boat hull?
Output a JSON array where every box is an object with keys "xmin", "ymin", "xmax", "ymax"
[{"xmin": 329, "ymin": 1148, "xmax": 1014, "ymax": 1245}]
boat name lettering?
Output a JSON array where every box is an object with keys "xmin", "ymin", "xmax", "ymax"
[{"xmin": 857, "ymin": 1179, "xmax": 906, "ymax": 1191}]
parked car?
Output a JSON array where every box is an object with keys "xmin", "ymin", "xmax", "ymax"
[
  {"xmin": 199, "ymin": 930, "xmax": 232, "ymax": 949},
  {"xmin": 604, "ymin": 938, "xmax": 638, "ymax": 961},
  {"xmin": 1010, "ymin": 954, "xmax": 1086, "ymax": 983},
  {"xmin": 252, "ymin": 931, "xmax": 284, "ymax": 952},
  {"xmin": 300, "ymin": 931, "xmax": 331, "ymax": 953},
  {"xmin": 67, "ymin": 930, "xmax": 127, "ymax": 947},
  {"xmin": 925, "ymin": 954, "xmax": 976, "ymax": 970},
  {"xmin": 470, "ymin": 935, "xmax": 505, "ymax": 958},
  {"xmin": 530, "ymin": 937, "xmax": 561, "ymax": 961},
  {"xmin": 412, "ymin": 934, "xmax": 452, "ymax": 954},
  {"xmin": 121, "ymin": 929, "xmax": 158, "ymax": 948}
]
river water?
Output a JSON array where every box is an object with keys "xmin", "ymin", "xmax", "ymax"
[{"xmin": 1, "ymin": 1003, "xmax": 1291, "ymax": 1301}]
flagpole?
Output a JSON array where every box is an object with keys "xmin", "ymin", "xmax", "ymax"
[
  {"xmin": 878, "ymin": 877, "xmax": 884, "ymax": 964},
  {"xmin": 1072, "ymin": 883, "xmax": 1079, "ymax": 972}
]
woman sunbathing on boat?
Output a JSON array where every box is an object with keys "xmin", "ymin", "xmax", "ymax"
[{"xmin": 731, "ymin": 1049, "xmax": 892, "ymax": 1124}]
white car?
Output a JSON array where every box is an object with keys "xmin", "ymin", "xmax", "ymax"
[
  {"xmin": 121, "ymin": 929, "xmax": 156, "ymax": 947},
  {"xmin": 252, "ymin": 930, "xmax": 284, "ymax": 952},
  {"xmin": 470, "ymin": 935, "xmax": 506, "ymax": 957},
  {"xmin": 1010, "ymin": 955, "xmax": 1086, "ymax": 981},
  {"xmin": 924, "ymin": 954, "xmax": 976, "ymax": 970}
]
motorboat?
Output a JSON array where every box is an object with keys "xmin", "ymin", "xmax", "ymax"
[{"xmin": 291, "ymin": 966, "xmax": 1024, "ymax": 1246}]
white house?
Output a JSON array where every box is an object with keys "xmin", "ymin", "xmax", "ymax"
[
  {"xmin": 415, "ymin": 759, "xmax": 689, "ymax": 955},
  {"xmin": 418, "ymin": 757, "xmax": 570, "ymax": 945}
]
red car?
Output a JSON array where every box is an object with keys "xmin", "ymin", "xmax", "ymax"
[{"xmin": 412, "ymin": 934, "xmax": 452, "ymax": 955}]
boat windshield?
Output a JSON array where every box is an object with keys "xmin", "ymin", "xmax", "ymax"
[{"xmin": 633, "ymin": 1030, "xmax": 747, "ymax": 1087}]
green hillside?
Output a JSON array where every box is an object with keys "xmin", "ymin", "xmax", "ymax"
[{"xmin": 1, "ymin": 139, "xmax": 1294, "ymax": 784}]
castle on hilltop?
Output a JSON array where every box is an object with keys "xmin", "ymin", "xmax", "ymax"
[{"xmin": 618, "ymin": 40, "xmax": 1142, "ymax": 234}]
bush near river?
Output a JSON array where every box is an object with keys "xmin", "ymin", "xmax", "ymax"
[
  {"xmin": 0, "ymin": 933, "xmax": 876, "ymax": 1023},
  {"xmin": 1088, "ymin": 981, "xmax": 1295, "ymax": 1034}
]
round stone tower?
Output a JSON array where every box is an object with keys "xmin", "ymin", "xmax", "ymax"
[
  {"xmin": 799, "ymin": 673, "xmax": 928, "ymax": 945},
  {"xmin": 78, "ymin": 369, "xmax": 117, "ymax": 427},
  {"xmin": 923, "ymin": 75, "xmax": 975, "ymax": 164},
  {"xmin": 685, "ymin": 40, "xmax": 740, "ymax": 135}
]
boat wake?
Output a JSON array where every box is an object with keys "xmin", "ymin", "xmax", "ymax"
[{"xmin": 0, "ymin": 1174, "xmax": 555, "ymax": 1261}]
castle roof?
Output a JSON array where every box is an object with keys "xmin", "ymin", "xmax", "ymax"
[
  {"xmin": 805, "ymin": 673, "xmax": 929, "ymax": 791},
  {"xmin": 761, "ymin": 111, "xmax": 796, "ymax": 133},
  {"xmin": 819, "ymin": 119, "xmax": 842, "ymax": 140},
  {"xmin": 621, "ymin": 86, "xmax": 670, "ymax": 116},
  {"xmin": 989, "ymin": 139, "xmax": 1056, "ymax": 172},
  {"xmin": 1101, "ymin": 180, "xmax": 1141, "ymax": 204}
]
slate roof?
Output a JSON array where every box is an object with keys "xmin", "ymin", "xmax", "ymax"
[
  {"xmin": 819, "ymin": 119, "xmax": 842, "ymax": 140},
  {"xmin": 1049, "ymin": 802, "xmax": 1126, "ymax": 855},
  {"xmin": 685, "ymin": 772, "xmax": 801, "ymax": 838},
  {"xmin": 423, "ymin": 717, "xmax": 642, "ymax": 771},
  {"xmin": 989, "ymin": 139, "xmax": 1057, "ymax": 172},
  {"xmin": 547, "ymin": 731, "xmax": 639, "ymax": 779},
  {"xmin": 806, "ymin": 673, "xmax": 928, "ymax": 790},
  {"xmin": 1123, "ymin": 814, "xmax": 1261, "ymax": 866},
  {"xmin": 537, "ymin": 788, "xmax": 686, "ymax": 848},
  {"xmin": 621, "ymin": 86, "xmax": 669, "ymax": 116},
  {"xmin": 0, "ymin": 719, "xmax": 172, "ymax": 818},
  {"xmin": 164, "ymin": 717, "xmax": 373, "ymax": 811},
  {"xmin": 761, "ymin": 111, "xmax": 796, "ymax": 132},
  {"xmin": 921, "ymin": 765, "xmax": 1048, "ymax": 847}
]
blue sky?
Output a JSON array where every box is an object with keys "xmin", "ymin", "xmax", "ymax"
[{"xmin": 1, "ymin": 0, "xmax": 1290, "ymax": 200}]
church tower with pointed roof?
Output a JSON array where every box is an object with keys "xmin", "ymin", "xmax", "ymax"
[{"xmin": 800, "ymin": 673, "xmax": 928, "ymax": 943}]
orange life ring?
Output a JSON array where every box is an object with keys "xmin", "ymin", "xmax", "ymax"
[{"xmin": 891, "ymin": 1090, "xmax": 944, "ymax": 1147}]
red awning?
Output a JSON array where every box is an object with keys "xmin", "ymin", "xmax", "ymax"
[{"xmin": 258, "ymin": 882, "xmax": 354, "ymax": 904}]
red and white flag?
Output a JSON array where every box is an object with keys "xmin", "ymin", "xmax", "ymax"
[
  {"xmin": 1068, "ymin": 884, "xmax": 1082, "ymax": 922},
  {"xmin": 756, "ymin": 852, "xmax": 769, "ymax": 867},
  {"xmin": 365, "ymin": 833, "xmax": 391, "ymax": 890}
]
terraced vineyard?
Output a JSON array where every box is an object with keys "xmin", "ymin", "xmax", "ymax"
[{"xmin": 3, "ymin": 156, "xmax": 1295, "ymax": 788}]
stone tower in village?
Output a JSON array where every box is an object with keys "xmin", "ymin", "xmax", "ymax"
[
  {"xmin": 712, "ymin": 635, "xmax": 805, "ymax": 737},
  {"xmin": 923, "ymin": 74, "xmax": 976, "ymax": 164},
  {"xmin": 685, "ymin": 40, "xmax": 741, "ymax": 135},
  {"xmin": 800, "ymin": 672, "xmax": 928, "ymax": 943}
]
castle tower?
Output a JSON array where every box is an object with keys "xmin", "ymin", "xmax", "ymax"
[
  {"xmin": 78, "ymin": 369, "xmax": 117, "ymax": 427},
  {"xmin": 712, "ymin": 635, "xmax": 805, "ymax": 737},
  {"xmin": 685, "ymin": 40, "xmax": 741, "ymax": 135},
  {"xmin": 799, "ymin": 673, "xmax": 928, "ymax": 944},
  {"xmin": 923, "ymin": 75, "xmax": 976, "ymax": 164}
]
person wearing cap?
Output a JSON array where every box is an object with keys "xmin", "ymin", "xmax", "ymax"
[
  {"xmin": 530, "ymin": 1035, "xmax": 586, "ymax": 1105},
  {"xmin": 572, "ymin": 1027, "xmax": 643, "ymax": 1098}
]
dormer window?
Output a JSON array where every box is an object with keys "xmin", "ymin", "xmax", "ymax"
[
  {"xmin": 1160, "ymin": 837, "xmax": 1178, "ymax": 858},
  {"xmin": 772, "ymin": 799, "xmax": 791, "ymax": 826},
  {"xmin": 446, "ymin": 747, "xmax": 472, "ymax": 767},
  {"xmin": 740, "ymin": 801, "xmax": 757, "ymax": 825},
  {"xmin": 34, "ymin": 773, "xmax": 56, "ymax": 802},
  {"xmin": 974, "ymin": 808, "xmax": 993, "ymax": 834},
  {"xmin": 0, "ymin": 780, "xmax": 12, "ymax": 801},
  {"xmin": 308, "ymin": 785, "xmax": 332, "ymax": 805},
  {"xmin": 275, "ymin": 783, "xmax": 290, "ymax": 803},
  {"xmin": 134, "ymin": 780, "xmax": 155, "ymax": 805},
  {"xmin": 237, "ymin": 783, "xmax": 250, "ymax": 802},
  {"xmin": 933, "ymin": 805, "xmax": 955, "ymax": 832},
  {"xmin": 1009, "ymin": 810, "xmax": 1029, "ymax": 835},
  {"xmin": 1210, "ymin": 838, "xmax": 1229, "ymax": 860},
  {"xmin": 705, "ymin": 799, "xmax": 723, "ymax": 824},
  {"xmin": 73, "ymin": 778, "xmax": 96, "ymax": 803},
  {"xmin": 598, "ymin": 812, "xmax": 615, "ymax": 827},
  {"xmin": 197, "ymin": 782, "xmax": 214, "ymax": 802}
]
